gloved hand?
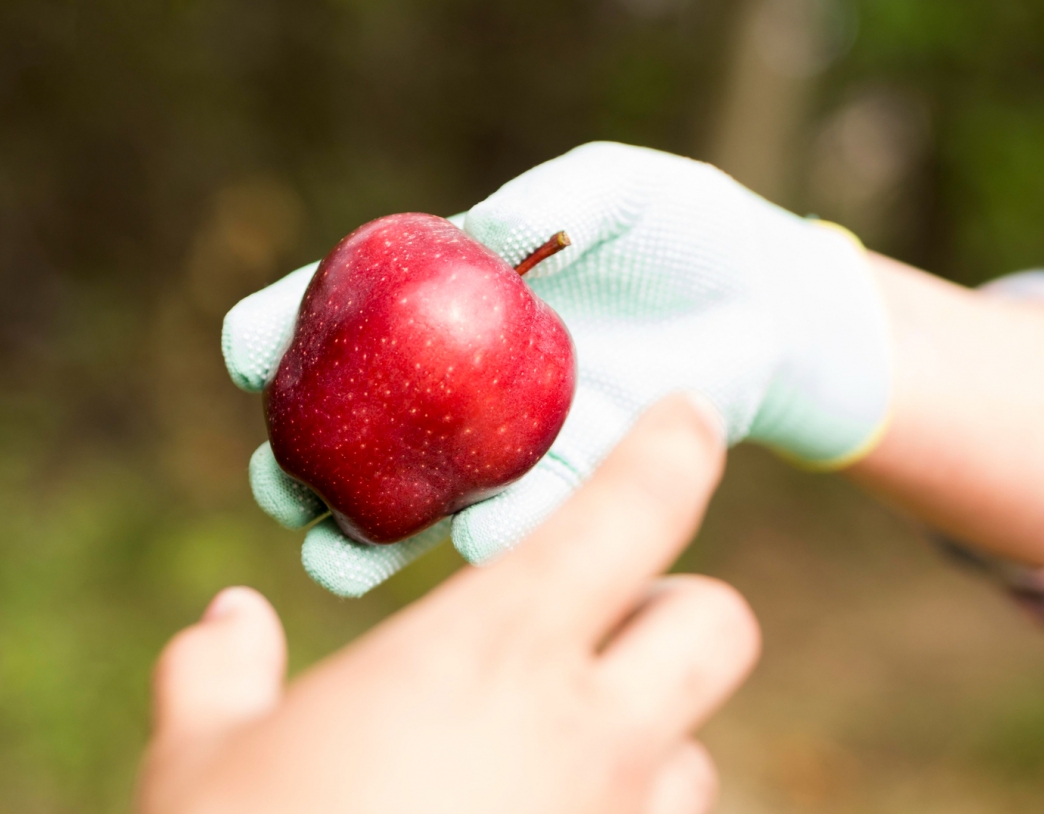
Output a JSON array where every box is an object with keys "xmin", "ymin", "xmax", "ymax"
[{"xmin": 223, "ymin": 142, "xmax": 891, "ymax": 597}]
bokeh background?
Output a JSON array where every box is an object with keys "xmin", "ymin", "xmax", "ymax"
[{"xmin": 2, "ymin": 0, "xmax": 1044, "ymax": 811}]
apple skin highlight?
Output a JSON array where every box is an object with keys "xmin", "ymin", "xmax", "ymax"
[{"xmin": 264, "ymin": 213, "xmax": 576, "ymax": 545}]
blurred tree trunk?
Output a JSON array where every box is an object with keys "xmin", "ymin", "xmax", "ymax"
[{"xmin": 710, "ymin": 0, "xmax": 845, "ymax": 207}]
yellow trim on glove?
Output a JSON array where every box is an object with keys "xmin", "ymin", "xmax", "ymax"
[{"xmin": 784, "ymin": 218, "xmax": 894, "ymax": 471}]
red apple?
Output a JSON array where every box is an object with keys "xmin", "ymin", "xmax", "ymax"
[{"xmin": 264, "ymin": 213, "xmax": 576, "ymax": 545}]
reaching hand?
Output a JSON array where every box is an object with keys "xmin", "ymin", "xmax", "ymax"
[{"xmin": 137, "ymin": 397, "xmax": 760, "ymax": 814}]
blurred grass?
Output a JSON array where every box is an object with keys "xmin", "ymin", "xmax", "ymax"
[{"xmin": 1, "ymin": 0, "xmax": 1044, "ymax": 811}]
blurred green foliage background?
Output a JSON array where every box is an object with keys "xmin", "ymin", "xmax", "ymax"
[{"xmin": 1, "ymin": 0, "xmax": 1043, "ymax": 811}]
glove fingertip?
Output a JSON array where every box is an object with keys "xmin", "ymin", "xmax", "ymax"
[
  {"xmin": 249, "ymin": 442, "xmax": 327, "ymax": 529},
  {"xmin": 301, "ymin": 522, "xmax": 381, "ymax": 598},
  {"xmin": 223, "ymin": 261, "xmax": 320, "ymax": 392},
  {"xmin": 303, "ymin": 519, "xmax": 450, "ymax": 598}
]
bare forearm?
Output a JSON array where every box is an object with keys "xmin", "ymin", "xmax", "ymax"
[{"xmin": 849, "ymin": 253, "xmax": 1044, "ymax": 564}]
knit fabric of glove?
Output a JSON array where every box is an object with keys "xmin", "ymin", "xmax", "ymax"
[{"xmin": 222, "ymin": 142, "xmax": 891, "ymax": 596}]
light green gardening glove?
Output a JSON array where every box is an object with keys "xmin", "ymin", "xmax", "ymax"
[{"xmin": 223, "ymin": 142, "xmax": 891, "ymax": 597}]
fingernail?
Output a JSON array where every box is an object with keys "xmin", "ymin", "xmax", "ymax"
[
  {"xmin": 683, "ymin": 391, "xmax": 728, "ymax": 446},
  {"xmin": 202, "ymin": 586, "xmax": 255, "ymax": 622}
]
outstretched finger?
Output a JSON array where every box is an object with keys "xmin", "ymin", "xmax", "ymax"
[
  {"xmin": 140, "ymin": 587, "xmax": 287, "ymax": 813},
  {"xmin": 150, "ymin": 587, "xmax": 286, "ymax": 744},
  {"xmin": 598, "ymin": 576, "xmax": 760, "ymax": 737},
  {"xmin": 481, "ymin": 394, "xmax": 726, "ymax": 644}
]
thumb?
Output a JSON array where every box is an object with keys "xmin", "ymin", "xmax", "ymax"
[{"xmin": 151, "ymin": 587, "xmax": 287, "ymax": 745}]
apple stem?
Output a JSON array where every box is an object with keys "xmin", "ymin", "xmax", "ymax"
[{"xmin": 514, "ymin": 231, "xmax": 571, "ymax": 276}]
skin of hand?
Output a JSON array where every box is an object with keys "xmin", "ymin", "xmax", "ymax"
[
  {"xmin": 136, "ymin": 396, "xmax": 760, "ymax": 814},
  {"xmin": 851, "ymin": 254, "xmax": 1044, "ymax": 565}
]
